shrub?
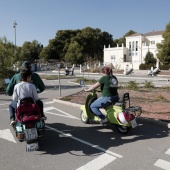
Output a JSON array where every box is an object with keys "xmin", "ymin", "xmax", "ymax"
[
  {"xmin": 75, "ymin": 78, "xmax": 97, "ymax": 85},
  {"xmin": 144, "ymin": 80, "xmax": 154, "ymax": 88},
  {"xmin": 126, "ymin": 81, "xmax": 139, "ymax": 90},
  {"xmin": 159, "ymin": 64, "xmax": 170, "ymax": 70},
  {"xmin": 154, "ymin": 95, "xmax": 167, "ymax": 101},
  {"xmin": 0, "ymin": 66, "xmax": 16, "ymax": 79},
  {"xmin": 139, "ymin": 63, "xmax": 154, "ymax": 70}
]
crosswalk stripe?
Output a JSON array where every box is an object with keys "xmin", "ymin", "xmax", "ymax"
[
  {"xmin": 154, "ymin": 159, "xmax": 170, "ymax": 170},
  {"xmin": 76, "ymin": 153, "xmax": 116, "ymax": 170},
  {"xmin": 44, "ymin": 101, "xmax": 55, "ymax": 104},
  {"xmin": 165, "ymin": 149, "xmax": 170, "ymax": 155}
]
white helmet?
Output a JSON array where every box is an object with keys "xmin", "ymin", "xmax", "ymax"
[{"xmin": 118, "ymin": 112, "xmax": 128, "ymax": 124}]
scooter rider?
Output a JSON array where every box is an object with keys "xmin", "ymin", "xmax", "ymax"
[
  {"xmin": 6, "ymin": 61, "xmax": 45, "ymax": 95},
  {"xmin": 6, "ymin": 61, "xmax": 47, "ymax": 125},
  {"xmin": 84, "ymin": 66, "xmax": 119, "ymax": 124}
]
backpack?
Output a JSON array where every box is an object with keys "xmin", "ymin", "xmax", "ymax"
[{"xmin": 16, "ymin": 97, "xmax": 41, "ymax": 123}]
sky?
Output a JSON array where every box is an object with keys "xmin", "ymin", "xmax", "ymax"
[{"xmin": 1, "ymin": 0, "xmax": 170, "ymax": 47}]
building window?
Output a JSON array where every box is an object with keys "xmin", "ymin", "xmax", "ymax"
[
  {"xmin": 150, "ymin": 41, "xmax": 155, "ymax": 45},
  {"xmin": 129, "ymin": 52, "xmax": 131, "ymax": 56},
  {"xmin": 129, "ymin": 42, "xmax": 131, "ymax": 49},
  {"xmin": 132, "ymin": 41, "xmax": 134, "ymax": 51},
  {"xmin": 136, "ymin": 41, "xmax": 138, "ymax": 51}
]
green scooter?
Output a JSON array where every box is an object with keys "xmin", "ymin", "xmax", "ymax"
[{"xmin": 80, "ymin": 90, "xmax": 142, "ymax": 134}]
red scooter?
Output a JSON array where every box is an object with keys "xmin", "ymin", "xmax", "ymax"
[{"xmin": 13, "ymin": 97, "xmax": 45, "ymax": 152}]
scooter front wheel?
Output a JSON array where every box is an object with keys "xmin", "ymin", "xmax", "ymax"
[
  {"xmin": 80, "ymin": 111, "xmax": 90, "ymax": 124},
  {"xmin": 115, "ymin": 125, "xmax": 130, "ymax": 134}
]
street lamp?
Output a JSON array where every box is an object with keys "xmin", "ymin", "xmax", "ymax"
[{"xmin": 13, "ymin": 21, "xmax": 17, "ymax": 54}]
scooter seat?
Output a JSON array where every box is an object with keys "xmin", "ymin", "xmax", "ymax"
[{"xmin": 114, "ymin": 102, "xmax": 123, "ymax": 107}]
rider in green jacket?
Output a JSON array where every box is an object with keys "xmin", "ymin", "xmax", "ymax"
[{"xmin": 6, "ymin": 61, "xmax": 45, "ymax": 96}]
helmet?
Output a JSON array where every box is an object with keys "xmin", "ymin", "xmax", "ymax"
[{"xmin": 22, "ymin": 61, "xmax": 31, "ymax": 69}]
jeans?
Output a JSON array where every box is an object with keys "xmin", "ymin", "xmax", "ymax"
[
  {"xmin": 90, "ymin": 96, "xmax": 119, "ymax": 119},
  {"xmin": 9, "ymin": 99, "xmax": 45, "ymax": 120},
  {"xmin": 9, "ymin": 101, "xmax": 17, "ymax": 120}
]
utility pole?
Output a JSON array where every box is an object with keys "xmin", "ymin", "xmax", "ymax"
[{"xmin": 13, "ymin": 21, "xmax": 17, "ymax": 55}]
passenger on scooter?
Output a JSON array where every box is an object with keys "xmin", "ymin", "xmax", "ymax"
[
  {"xmin": 84, "ymin": 66, "xmax": 119, "ymax": 124},
  {"xmin": 9, "ymin": 69, "xmax": 46, "ymax": 125}
]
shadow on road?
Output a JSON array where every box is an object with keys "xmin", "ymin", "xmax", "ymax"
[{"xmin": 38, "ymin": 122, "xmax": 170, "ymax": 155}]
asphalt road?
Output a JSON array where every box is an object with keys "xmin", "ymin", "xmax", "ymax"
[{"xmin": 0, "ymin": 78, "xmax": 170, "ymax": 170}]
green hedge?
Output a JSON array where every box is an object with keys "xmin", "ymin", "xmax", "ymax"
[
  {"xmin": 159, "ymin": 64, "xmax": 170, "ymax": 70},
  {"xmin": 139, "ymin": 63, "xmax": 154, "ymax": 70}
]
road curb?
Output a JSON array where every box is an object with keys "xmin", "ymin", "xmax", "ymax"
[{"xmin": 53, "ymin": 99, "xmax": 170, "ymax": 129}]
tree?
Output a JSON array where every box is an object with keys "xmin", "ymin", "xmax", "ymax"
[
  {"xmin": 39, "ymin": 46, "xmax": 49, "ymax": 61},
  {"xmin": 113, "ymin": 30, "xmax": 135, "ymax": 47},
  {"xmin": 65, "ymin": 42, "xmax": 84, "ymax": 64},
  {"xmin": 48, "ymin": 27, "xmax": 113, "ymax": 65},
  {"xmin": 157, "ymin": 22, "xmax": 170, "ymax": 64},
  {"xmin": 144, "ymin": 51, "xmax": 156, "ymax": 65},
  {"xmin": 0, "ymin": 36, "xmax": 15, "ymax": 68},
  {"xmin": 19, "ymin": 40, "xmax": 43, "ymax": 63}
]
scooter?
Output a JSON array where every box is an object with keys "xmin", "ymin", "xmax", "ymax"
[
  {"xmin": 12, "ymin": 97, "xmax": 45, "ymax": 152},
  {"xmin": 80, "ymin": 90, "xmax": 142, "ymax": 134}
]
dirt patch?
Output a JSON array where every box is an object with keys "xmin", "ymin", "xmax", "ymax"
[{"xmin": 61, "ymin": 88, "xmax": 170, "ymax": 122}]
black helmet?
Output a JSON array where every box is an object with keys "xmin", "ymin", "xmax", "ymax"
[{"xmin": 22, "ymin": 61, "xmax": 31, "ymax": 69}]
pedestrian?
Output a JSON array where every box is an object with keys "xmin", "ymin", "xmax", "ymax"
[{"xmin": 71, "ymin": 66, "xmax": 75, "ymax": 76}]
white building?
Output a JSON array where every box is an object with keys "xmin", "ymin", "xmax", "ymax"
[{"xmin": 103, "ymin": 30, "xmax": 164, "ymax": 70}]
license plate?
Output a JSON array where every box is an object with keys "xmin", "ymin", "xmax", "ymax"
[
  {"xmin": 130, "ymin": 118, "xmax": 137, "ymax": 128},
  {"xmin": 25, "ymin": 128, "xmax": 38, "ymax": 140}
]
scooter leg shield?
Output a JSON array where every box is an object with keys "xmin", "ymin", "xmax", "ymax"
[{"xmin": 80, "ymin": 105, "xmax": 100, "ymax": 122}]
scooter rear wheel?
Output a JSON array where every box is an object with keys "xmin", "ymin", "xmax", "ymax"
[
  {"xmin": 116, "ymin": 125, "xmax": 130, "ymax": 134},
  {"xmin": 80, "ymin": 111, "xmax": 90, "ymax": 124}
]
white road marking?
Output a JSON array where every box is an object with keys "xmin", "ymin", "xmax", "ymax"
[
  {"xmin": 0, "ymin": 103, "xmax": 10, "ymax": 105},
  {"xmin": 44, "ymin": 106, "xmax": 55, "ymax": 112},
  {"xmin": 76, "ymin": 153, "xmax": 116, "ymax": 170},
  {"xmin": 154, "ymin": 159, "xmax": 170, "ymax": 170},
  {"xmin": 0, "ymin": 129, "xmax": 16, "ymax": 143},
  {"xmin": 44, "ymin": 106, "xmax": 79, "ymax": 119},
  {"xmin": 46, "ymin": 125, "xmax": 122, "ymax": 158},
  {"xmin": 44, "ymin": 101, "xmax": 55, "ymax": 104},
  {"xmin": 0, "ymin": 109, "xmax": 9, "ymax": 111},
  {"xmin": 46, "ymin": 111, "xmax": 80, "ymax": 120},
  {"xmin": 41, "ymin": 91, "xmax": 48, "ymax": 94},
  {"xmin": 165, "ymin": 149, "xmax": 170, "ymax": 155}
]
